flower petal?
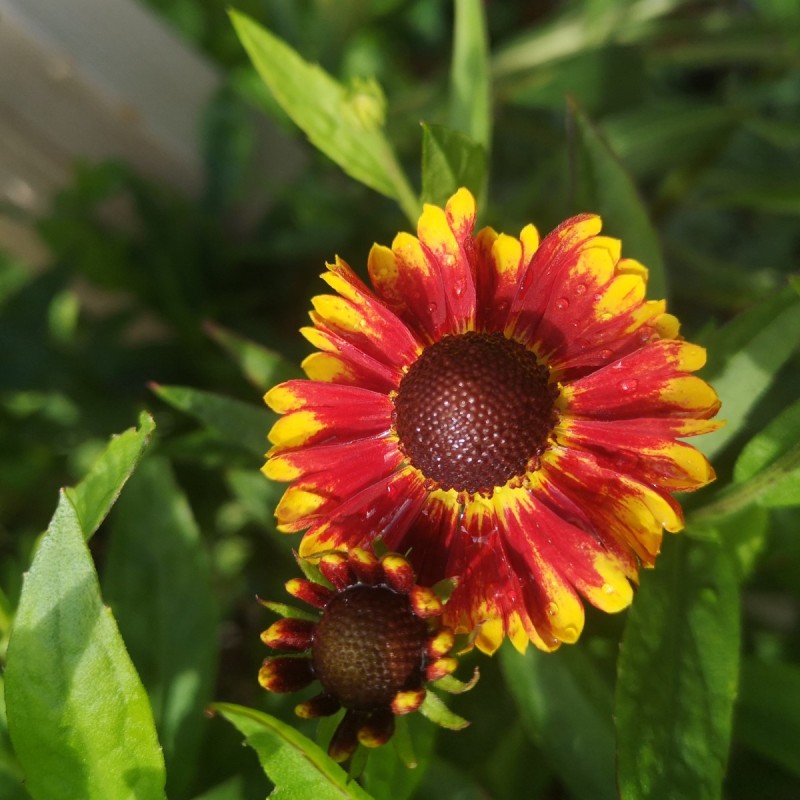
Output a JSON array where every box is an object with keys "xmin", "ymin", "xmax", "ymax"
[
  {"xmin": 298, "ymin": 467, "xmax": 427, "ymax": 556},
  {"xmin": 561, "ymin": 340, "xmax": 721, "ymax": 419}
]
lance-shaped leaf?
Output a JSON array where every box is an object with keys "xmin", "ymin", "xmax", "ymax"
[
  {"xmin": 615, "ymin": 535, "xmax": 740, "ymax": 800},
  {"xmin": 421, "ymin": 124, "xmax": 487, "ymax": 209},
  {"xmin": 205, "ymin": 322, "xmax": 300, "ymax": 391},
  {"xmin": 212, "ymin": 703, "xmax": 373, "ymax": 799},
  {"xmin": 65, "ymin": 411, "xmax": 156, "ymax": 541},
  {"xmin": 501, "ymin": 643, "xmax": 616, "ymax": 800},
  {"xmin": 5, "ymin": 494, "xmax": 166, "ymax": 800},
  {"xmin": 230, "ymin": 10, "xmax": 420, "ymax": 224},
  {"xmin": 103, "ymin": 457, "xmax": 218, "ymax": 799},
  {"xmin": 569, "ymin": 98, "xmax": 667, "ymax": 299},
  {"xmin": 696, "ymin": 286, "xmax": 800, "ymax": 460},
  {"xmin": 151, "ymin": 383, "xmax": 270, "ymax": 458},
  {"xmin": 450, "ymin": 0, "xmax": 491, "ymax": 150}
]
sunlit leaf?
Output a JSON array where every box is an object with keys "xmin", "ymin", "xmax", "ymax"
[
  {"xmin": 501, "ymin": 643, "xmax": 616, "ymax": 800},
  {"xmin": 616, "ymin": 536, "xmax": 739, "ymax": 800},
  {"xmin": 65, "ymin": 411, "xmax": 156, "ymax": 541},
  {"xmin": 212, "ymin": 703, "xmax": 373, "ymax": 799},
  {"xmin": 230, "ymin": 10, "xmax": 420, "ymax": 224},
  {"xmin": 5, "ymin": 494, "xmax": 166, "ymax": 800},
  {"xmin": 103, "ymin": 457, "xmax": 218, "ymax": 799}
]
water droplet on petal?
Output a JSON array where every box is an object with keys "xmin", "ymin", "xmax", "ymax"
[
  {"xmin": 599, "ymin": 348, "xmax": 614, "ymax": 361},
  {"xmin": 602, "ymin": 583, "xmax": 616, "ymax": 595},
  {"xmin": 575, "ymin": 283, "xmax": 587, "ymax": 296},
  {"xmin": 619, "ymin": 379, "xmax": 639, "ymax": 392},
  {"xmin": 555, "ymin": 297, "xmax": 569, "ymax": 311},
  {"xmin": 454, "ymin": 280, "xmax": 466, "ymax": 298},
  {"xmin": 546, "ymin": 601, "xmax": 559, "ymax": 617},
  {"xmin": 575, "ymin": 337, "xmax": 591, "ymax": 350},
  {"xmin": 427, "ymin": 302, "xmax": 438, "ymax": 314}
]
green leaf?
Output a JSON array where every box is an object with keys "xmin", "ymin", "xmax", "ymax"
[
  {"xmin": 500, "ymin": 643, "xmax": 616, "ymax": 800},
  {"xmin": 5, "ymin": 494, "xmax": 166, "ymax": 800},
  {"xmin": 450, "ymin": 0, "xmax": 491, "ymax": 150},
  {"xmin": 615, "ymin": 535, "xmax": 740, "ymax": 800},
  {"xmin": 151, "ymin": 383, "xmax": 270, "ymax": 458},
  {"xmin": 64, "ymin": 411, "xmax": 156, "ymax": 541},
  {"xmin": 569, "ymin": 99, "xmax": 667, "ymax": 298},
  {"xmin": 205, "ymin": 321, "xmax": 300, "ymax": 390},
  {"xmin": 103, "ymin": 457, "xmax": 218, "ymax": 799},
  {"xmin": 211, "ymin": 702, "xmax": 374, "ymax": 799},
  {"xmin": 736, "ymin": 658, "xmax": 800, "ymax": 777},
  {"xmin": 420, "ymin": 124, "xmax": 487, "ymax": 209},
  {"xmin": 733, "ymin": 398, "xmax": 800, "ymax": 507},
  {"xmin": 230, "ymin": 10, "xmax": 420, "ymax": 224},
  {"xmin": 418, "ymin": 690, "xmax": 469, "ymax": 731},
  {"xmin": 0, "ymin": 677, "xmax": 28, "ymax": 800},
  {"xmin": 696, "ymin": 287, "xmax": 800, "ymax": 460}
]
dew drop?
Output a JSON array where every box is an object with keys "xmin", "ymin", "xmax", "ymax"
[
  {"xmin": 602, "ymin": 583, "xmax": 616, "ymax": 595},
  {"xmin": 546, "ymin": 601, "xmax": 559, "ymax": 618},
  {"xmin": 599, "ymin": 348, "xmax": 614, "ymax": 361},
  {"xmin": 562, "ymin": 625, "xmax": 579, "ymax": 641},
  {"xmin": 454, "ymin": 280, "xmax": 466, "ymax": 298},
  {"xmin": 575, "ymin": 337, "xmax": 591, "ymax": 350},
  {"xmin": 575, "ymin": 283, "xmax": 587, "ymax": 296},
  {"xmin": 619, "ymin": 379, "xmax": 639, "ymax": 393},
  {"xmin": 427, "ymin": 302, "xmax": 438, "ymax": 314},
  {"xmin": 555, "ymin": 297, "xmax": 569, "ymax": 311}
]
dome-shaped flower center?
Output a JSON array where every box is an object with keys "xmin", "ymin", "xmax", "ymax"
[
  {"xmin": 393, "ymin": 331, "xmax": 557, "ymax": 495},
  {"xmin": 311, "ymin": 585, "xmax": 428, "ymax": 711}
]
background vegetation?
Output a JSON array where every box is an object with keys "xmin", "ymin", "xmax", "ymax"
[{"xmin": 1, "ymin": 0, "xmax": 799, "ymax": 798}]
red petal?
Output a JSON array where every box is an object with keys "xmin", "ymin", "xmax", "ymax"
[
  {"xmin": 357, "ymin": 708, "xmax": 396, "ymax": 748},
  {"xmin": 261, "ymin": 618, "xmax": 315, "ymax": 651},
  {"xmin": 285, "ymin": 578, "xmax": 333, "ymax": 609},
  {"xmin": 258, "ymin": 657, "xmax": 314, "ymax": 693}
]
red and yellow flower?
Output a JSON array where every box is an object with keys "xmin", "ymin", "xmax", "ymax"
[
  {"xmin": 263, "ymin": 188, "xmax": 721, "ymax": 654},
  {"xmin": 259, "ymin": 548, "xmax": 469, "ymax": 763}
]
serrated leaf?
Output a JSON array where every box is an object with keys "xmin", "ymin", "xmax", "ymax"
[
  {"xmin": 151, "ymin": 383, "xmax": 270, "ymax": 458},
  {"xmin": 205, "ymin": 322, "xmax": 300, "ymax": 391},
  {"xmin": 501, "ymin": 643, "xmax": 616, "ymax": 800},
  {"xmin": 64, "ymin": 411, "xmax": 156, "ymax": 540},
  {"xmin": 5, "ymin": 494, "xmax": 166, "ymax": 800},
  {"xmin": 450, "ymin": 0, "xmax": 491, "ymax": 150},
  {"xmin": 615, "ymin": 535, "xmax": 739, "ymax": 800},
  {"xmin": 103, "ymin": 457, "xmax": 218, "ymax": 799},
  {"xmin": 420, "ymin": 124, "xmax": 487, "ymax": 208},
  {"xmin": 736, "ymin": 658, "xmax": 800, "ymax": 777},
  {"xmin": 569, "ymin": 99, "xmax": 667, "ymax": 298},
  {"xmin": 696, "ymin": 287, "xmax": 800, "ymax": 460},
  {"xmin": 212, "ymin": 702, "xmax": 373, "ymax": 799},
  {"xmin": 230, "ymin": 11, "xmax": 420, "ymax": 224}
]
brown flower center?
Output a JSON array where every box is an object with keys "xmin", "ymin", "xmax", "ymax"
[
  {"xmin": 311, "ymin": 585, "xmax": 428, "ymax": 711},
  {"xmin": 393, "ymin": 331, "xmax": 557, "ymax": 495}
]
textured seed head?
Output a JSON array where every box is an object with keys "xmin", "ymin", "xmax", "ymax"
[
  {"xmin": 393, "ymin": 331, "xmax": 557, "ymax": 494},
  {"xmin": 311, "ymin": 585, "xmax": 429, "ymax": 711}
]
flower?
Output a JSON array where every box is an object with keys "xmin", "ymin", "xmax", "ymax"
[
  {"xmin": 259, "ymin": 548, "xmax": 470, "ymax": 763},
  {"xmin": 263, "ymin": 188, "xmax": 721, "ymax": 654}
]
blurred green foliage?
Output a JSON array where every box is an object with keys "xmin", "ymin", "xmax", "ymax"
[{"xmin": 1, "ymin": 0, "xmax": 799, "ymax": 798}]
